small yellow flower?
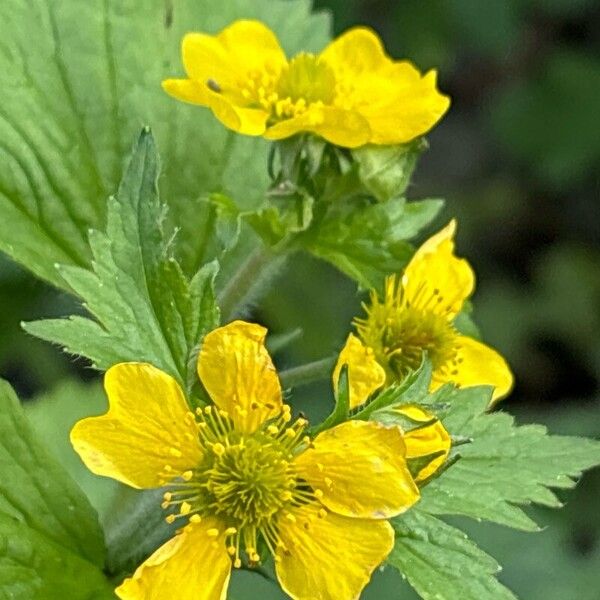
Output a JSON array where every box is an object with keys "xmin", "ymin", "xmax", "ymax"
[
  {"xmin": 71, "ymin": 321, "xmax": 434, "ymax": 600},
  {"xmin": 162, "ymin": 19, "xmax": 450, "ymax": 148},
  {"xmin": 335, "ymin": 220, "xmax": 514, "ymax": 405}
]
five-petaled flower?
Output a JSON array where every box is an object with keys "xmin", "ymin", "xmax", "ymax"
[
  {"xmin": 162, "ymin": 19, "xmax": 450, "ymax": 148},
  {"xmin": 71, "ymin": 321, "xmax": 449, "ymax": 600},
  {"xmin": 335, "ymin": 220, "xmax": 514, "ymax": 407}
]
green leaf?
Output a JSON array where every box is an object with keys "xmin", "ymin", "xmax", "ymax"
[
  {"xmin": 0, "ymin": 379, "xmax": 106, "ymax": 568},
  {"xmin": 309, "ymin": 198, "xmax": 443, "ymax": 289},
  {"xmin": 389, "ymin": 510, "xmax": 516, "ymax": 600},
  {"xmin": 23, "ymin": 379, "xmax": 120, "ymax": 520},
  {"xmin": 0, "ymin": 514, "xmax": 114, "ymax": 600},
  {"xmin": 23, "ymin": 130, "xmax": 219, "ymax": 388},
  {"xmin": 0, "ymin": 0, "xmax": 330, "ymax": 287},
  {"xmin": 418, "ymin": 385, "xmax": 600, "ymax": 530}
]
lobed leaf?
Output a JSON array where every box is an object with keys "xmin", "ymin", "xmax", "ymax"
[
  {"xmin": 389, "ymin": 510, "xmax": 517, "ymax": 600},
  {"xmin": 23, "ymin": 131, "xmax": 219, "ymax": 388}
]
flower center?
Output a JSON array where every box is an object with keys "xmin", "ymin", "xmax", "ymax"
[
  {"xmin": 356, "ymin": 276, "xmax": 459, "ymax": 381},
  {"xmin": 236, "ymin": 52, "xmax": 336, "ymax": 122},
  {"xmin": 161, "ymin": 405, "xmax": 312, "ymax": 567},
  {"xmin": 205, "ymin": 435, "xmax": 296, "ymax": 523},
  {"xmin": 276, "ymin": 53, "xmax": 336, "ymax": 106}
]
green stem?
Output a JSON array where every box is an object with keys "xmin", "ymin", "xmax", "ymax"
[
  {"xmin": 217, "ymin": 245, "xmax": 284, "ymax": 322},
  {"xmin": 279, "ymin": 355, "xmax": 336, "ymax": 389}
]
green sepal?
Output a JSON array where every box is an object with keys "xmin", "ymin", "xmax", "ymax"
[
  {"xmin": 352, "ymin": 138, "xmax": 428, "ymax": 202},
  {"xmin": 407, "ymin": 450, "xmax": 450, "ymax": 482},
  {"xmin": 312, "ymin": 364, "xmax": 350, "ymax": 435},
  {"xmin": 352, "ymin": 358, "xmax": 432, "ymax": 421}
]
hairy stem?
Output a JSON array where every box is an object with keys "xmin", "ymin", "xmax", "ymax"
[{"xmin": 217, "ymin": 245, "xmax": 286, "ymax": 322}]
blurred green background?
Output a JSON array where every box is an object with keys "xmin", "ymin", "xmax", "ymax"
[{"xmin": 1, "ymin": 1, "xmax": 598, "ymax": 598}]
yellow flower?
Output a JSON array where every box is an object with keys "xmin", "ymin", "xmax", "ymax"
[
  {"xmin": 335, "ymin": 220, "xmax": 514, "ymax": 405},
  {"xmin": 162, "ymin": 20, "xmax": 450, "ymax": 148},
  {"xmin": 71, "ymin": 320, "xmax": 427, "ymax": 600}
]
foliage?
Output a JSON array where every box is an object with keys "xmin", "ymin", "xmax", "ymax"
[
  {"xmin": 0, "ymin": 0, "xmax": 598, "ymax": 598},
  {"xmin": 0, "ymin": 380, "xmax": 114, "ymax": 598}
]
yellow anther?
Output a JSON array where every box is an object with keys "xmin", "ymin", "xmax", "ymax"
[
  {"xmin": 165, "ymin": 515, "xmax": 176, "ymax": 524},
  {"xmin": 163, "ymin": 465, "xmax": 173, "ymax": 473},
  {"xmin": 285, "ymin": 428, "xmax": 296, "ymax": 438},
  {"xmin": 207, "ymin": 528, "xmax": 220, "ymax": 538},
  {"xmin": 234, "ymin": 558, "xmax": 242, "ymax": 569},
  {"xmin": 182, "ymin": 470, "xmax": 193, "ymax": 481},
  {"xmin": 195, "ymin": 407, "xmax": 203, "ymax": 416},
  {"xmin": 267, "ymin": 425, "xmax": 279, "ymax": 435},
  {"xmin": 189, "ymin": 514, "xmax": 202, "ymax": 524},
  {"xmin": 225, "ymin": 527, "xmax": 237, "ymax": 536},
  {"xmin": 163, "ymin": 492, "xmax": 172, "ymax": 502},
  {"xmin": 161, "ymin": 501, "xmax": 169, "ymax": 509},
  {"xmin": 212, "ymin": 443, "xmax": 225, "ymax": 456},
  {"xmin": 227, "ymin": 546, "xmax": 236, "ymax": 556},
  {"xmin": 219, "ymin": 409, "xmax": 230, "ymax": 419},
  {"xmin": 314, "ymin": 489, "xmax": 324, "ymax": 499},
  {"xmin": 169, "ymin": 447, "xmax": 183, "ymax": 458},
  {"xmin": 180, "ymin": 502, "xmax": 192, "ymax": 516},
  {"xmin": 285, "ymin": 513, "xmax": 296, "ymax": 523},
  {"xmin": 280, "ymin": 490, "xmax": 292, "ymax": 501}
]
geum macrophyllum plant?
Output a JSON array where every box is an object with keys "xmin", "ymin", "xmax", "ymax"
[
  {"xmin": 163, "ymin": 19, "xmax": 450, "ymax": 147},
  {"xmin": 71, "ymin": 321, "xmax": 450, "ymax": 600},
  {"xmin": 335, "ymin": 220, "xmax": 514, "ymax": 408}
]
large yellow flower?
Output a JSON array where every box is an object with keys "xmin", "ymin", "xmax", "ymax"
[
  {"xmin": 335, "ymin": 221, "xmax": 514, "ymax": 406},
  {"xmin": 70, "ymin": 320, "xmax": 447, "ymax": 600},
  {"xmin": 162, "ymin": 20, "xmax": 450, "ymax": 148}
]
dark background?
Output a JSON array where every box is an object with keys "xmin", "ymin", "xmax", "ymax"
[{"xmin": 1, "ymin": 1, "xmax": 599, "ymax": 597}]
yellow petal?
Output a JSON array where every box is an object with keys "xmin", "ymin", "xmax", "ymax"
[
  {"xmin": 402, "ymin": 220, "xmax": 474, "ymax": 318},
  {"xmin": 182, "ymin": 21, "xmax": 286, "ymax": 89},
  {"xmin": 276, "ymin": 504, "xmax": 394, "ymax": 600},
  {"xmin": 295, "ymin": 420, "xmax": 419, "ymax": 519},
  {"xmin": 333, "ymin": 334, "xmax": 385, "ymax": 409},
  {"xmin": 71, "ymin": 363, "xmax": 202, "ymax": 489},
  {"xmin": 319, "ymin": 27, "xmax": 391, "ymax": 75},
  {"xmin": 162, "ymin": 79, "xmax": 268, "ymax": 135},
  {"xmin": 358, "ymin": 68, "xmax": 450, "ymax": 144},
  {"xmin": 204, "ymin": 89, "xmax": 269, "ymax": 135},
  {"xmin": 116, "ymin": 518, "xmax": 231, "ymax": 600},
  {"xmin": 162, "ymin": 78, "xmax": 210, "ymax": 106},
  {"xmin": 397, "ymin": 405, "xmax": 451, "ymax": 482},
  {"xmin": 432, "ymin": 335, "xmax": 514, "ymax": 404},
  {"xmin": 320, "ymin": 28, "xmax": 449, "ymax": 144},
  {"xmin": 264, "ymin": 105, "xmax": 371, "ymax": 148},
  {"xmin": 197, "ymin": 321, "xmax": 282, "ymax": 433}
]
